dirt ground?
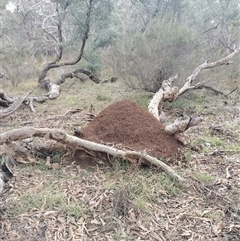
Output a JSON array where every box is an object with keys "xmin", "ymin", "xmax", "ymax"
[{"xmin": 0, "ymin": 81, "xmax": 240, "ymax": 241}]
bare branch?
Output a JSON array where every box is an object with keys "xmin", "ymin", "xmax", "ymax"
[
  {"xmin": 55, "ymin": 69, "xmax": 101, "ymax": 85},
  {"xmin": 193, "ymin": 83, "xmax": 226, "ymax": 96},
  {"xmin": 0, "ymin": 127, "xmax": 185, "ymax": 182},
  {"xmin": 148, "ymin": 47, "xmax": 240, "ymax": 132},
  {"xmin": 201, "ymin": 22, "xmax": 220, "ymax": 35},
  {"xmin": 38, "ymin": 0, "xmax": 93, "ymax": 84},
  {"xmin": 178, "ymin": 47, "xmax": 240, "ymax": 96},
  {"xmin": 0, "ymin": 90, "xmax": 15, "ymax": 103},
  {"xmin": 165, "ymin": 116, "xmax": 204, "ymax": 135}
]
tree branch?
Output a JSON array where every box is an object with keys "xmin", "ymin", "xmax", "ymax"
[
  {"xmin": 55, "ymin": 69, "xmax": 101, "ymax": 85},
  {"xmin": 0, "ymin": 127, "xmax": 185, "ymax": 182},
  {"xmin": 148, "ymin": 47, "xmax": 240, "ymax": 132},
  {"xmin": 178, "ymin": 47, "xmax": 239, "ymax": 96},
  {"xmin": 193, "ymin": 83, "xmax": 226, "ymax": 96},
  {"xmin": 0, "ymin": 91, "xmax": 32, "ymax": 118},
  {"xmin": 38, "ymin": 0, "xmax": 93, "ymax": 84}
]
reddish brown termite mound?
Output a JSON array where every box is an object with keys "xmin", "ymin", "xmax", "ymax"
[{"xmin": 81, "ymin": 99, "xmax": 182, "ymax": 160}]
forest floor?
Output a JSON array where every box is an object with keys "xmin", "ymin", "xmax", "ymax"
[{"xmin": 0, "ymin": 79, "xmax": 240, "ymax": 241}]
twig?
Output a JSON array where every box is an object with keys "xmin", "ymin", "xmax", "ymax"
[{"xmin": 226, "ymin": 87, "xmax": 238, "ymax": 97}]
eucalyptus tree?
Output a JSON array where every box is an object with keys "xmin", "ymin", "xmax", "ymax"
[
  {"xmin": 184, "ymin": 0, "xmax": 240, "ymax": 52},
  {"xmin": 130, "ymin": 0, "xmax": 186, "ymax": 31},
  {"xmin": 33, "ymin": 0, "xmax": 114, "ymax": 86},
  {"xmin": 105, "ymin": 0, "xmax": 202, "ymax": 91},
  {"xmin": 205, "ymin": 0, "xmax": 239, "ymax": 52},
  {"xmin": 105, "ymin": 0, "xmax": 239, "ymax": 91},
  {"xmin": 0, "ymin": 0, "xmax": 114, "ymax": 88},
  {"xmin": 0, "ymin": 0, "xmax": 62, "ymax": 86}
]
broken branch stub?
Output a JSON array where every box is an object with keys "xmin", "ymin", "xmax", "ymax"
[{"xmin": 164, "ymin": 115, "xmax": 204, "ymax": 135}]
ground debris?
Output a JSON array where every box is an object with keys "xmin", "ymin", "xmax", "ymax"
[{"xmin": 0, "ymin": 86, "xmax": 239, "ymax": 240}]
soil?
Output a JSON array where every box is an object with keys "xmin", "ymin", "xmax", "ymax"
[{"xmin": 81, "ymin": 99, "xmax": 182, "ymax": 159}]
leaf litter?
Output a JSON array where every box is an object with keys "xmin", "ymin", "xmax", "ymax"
[{"xmin": 0, "ymin": 94, "xmax": 240, "ymax": 240}]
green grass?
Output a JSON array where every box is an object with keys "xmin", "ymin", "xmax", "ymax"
[
  {"xmin": 225, "ymin": 144, "xmax": 240, "ymax": 151},
  {"xmin": 203, "ymin": 210, "xmax": 224, "ymax": 221},
  {"xmin": 163, "ymin": 92, "xmax": 207, "ymax": 113},
  {"xmin": 203, "ymin": 136, "xmax": 225, "ymax": 148},
  {"xmin": 62, "ymin": 201, "xmax": 83, "ymax": 219},
  {"xmin": 96, "ymin": 94, "xmax": 112, "ymax": 102},
  {"xmin": 59, "ymin": 95, "xmax": 78, "ymax": 107},
  {"xmin": 194, "ymin": 171, "xmax": 212, "ymax": 183},
  {"xmin": 189, "ymin": 125, "xmax": 240, "ymax": 155},
  {"xmin": 103, "ymin": 180, "xmax": 115, "ymax": 189},
  {"xmin": 135, "ymin": 195, "xmax": 147, "ymax": 210},
  {"xmin": 134, "ymin": 93, "xmax": 154, "ymax": 109},
  {"xmin": 9, "ymin": 182, "xmax": 83, "ymax": 219},
  {"xmin": 22, "ymin": 161, "xmax": 49, "ymax": 172},
  {"xmin": 157, "ymin": 174, "xmax": 182, "ymax": 195},
  {"xmin": 51, "ymin": 149, "xmax": 65, "ymax": 162},
  {"xmin": 103, "ymin": 164, "xmax": 183, "ymax": 214},
  {"xmin": 1, "ymin": 79, "xmax": 45, "ymax": 96},
  {"xmin": 183, "ymin": 150, "xmax": 193, "ymax": 162}
]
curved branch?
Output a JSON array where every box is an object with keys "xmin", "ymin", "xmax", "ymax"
[
  {"xmin": 55, "ymin": 69, "xmax": 101, "ymax": 85},
  {"xmin": 0, "ymin": 127, "xmax": 185, "ymax": 182},
  {"xmin": 179, "ymin": 47, "xmax": 240, "ymax": 96},
  {"xmin": 0, "ymin": 89, "xmax": 15, "ymax": 103},
  {"xmin": 148, "ymin": 47, "xmax": 240, "ymax": 125},
  {"xmin": 38, "ymin": 0, "xmax": 93, "ymax": 84},
  {"xmin": 0, "ymin": 91, "xmax": 32, "ymax": 119}
]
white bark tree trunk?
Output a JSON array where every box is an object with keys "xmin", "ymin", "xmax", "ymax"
[{"xmin": 148, "ymin": 48, "xmax": 240, "ymax": 134}]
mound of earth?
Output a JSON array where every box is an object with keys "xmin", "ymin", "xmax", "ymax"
[{"xmin": 81, "ymin": 99, "xmax": 182, "ymax": 159}]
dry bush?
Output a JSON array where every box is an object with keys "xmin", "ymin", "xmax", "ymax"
[{"xmin": 101, "ymin": 21, "xmax": 202, "ymax": 92}]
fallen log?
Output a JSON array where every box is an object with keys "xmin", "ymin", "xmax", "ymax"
[{"xmin": 0, "ymin": 127, "xmax": 185, "ymax": 182}]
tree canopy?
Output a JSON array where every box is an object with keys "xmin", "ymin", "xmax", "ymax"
[{"xmin": 0, "ymin": 0, "xmax": 239, "ymax": 88}]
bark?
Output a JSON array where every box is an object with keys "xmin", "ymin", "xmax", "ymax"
[
  {"xmin": 0, "ymin": 174, "xmax": 4, "ymax": 194},
  {"xmin": 0, "ymin": 89, "xmax": 15, "ymax": 103},
  {"xmin": 55, "ymin": 69, "xmax": 102, "ymax": 85},
  {"xmin": 0, "ymin": 127, "xmax": 185, "ymax": 182},
  {"xmin": 193, "ymin": 83, "xmax": 238, "ymax": 97},
  {"xmin": 148, "ymin": 75, "xmax": 178, "ymax": 121},
  {"xmin": 165, "ymin": 115, "xmax": 204, "ymax": 135},
  {"xmin": 0, "ymin": 91, "xmax": 31, "ymax": 118},
  {"xmin": 38, "ymin": 0, "xmax": 93, "ymax": 85},
  {"xmin": 55, "ymin": 69, "xmax": 118, "ymax": 85},
  {"xmin": 148, "ymin": 48, "xmax": 240, "ymax": 133}
]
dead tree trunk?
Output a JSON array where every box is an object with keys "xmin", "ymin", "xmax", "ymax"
[{"xmin": 148, "ymin": 48, "xmax": 240, "ymax": 134}]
